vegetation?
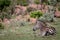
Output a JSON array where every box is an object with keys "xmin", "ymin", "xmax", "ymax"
[
  {"xmin": 9, "ymin": 20, "xmax": 30, "ymax": 27},
  {"xmin": 27, "ymin": 7, "xmax": 37, "ymax": 12},
  {"xmin": 0, "ymin": 12, "xmax": 11, "ymax": 21},
  {"xmin": 0, "ymin": 0, "xmax": 12, "ymax": 21},
  {"xmin": 30, "ymin": 11, "xmax": 43, "ymax": 18},
  {"xmin": 48, "ymin": 0, "xmax": 57, "ymax": 6},
  {"xmin": 58, "ymin": 7, "xmax": 60, "ymax": 11},
  {"xmin": 17, "ymin": 0, "xmax": 28, "ymax": 6},
  {"xmin": 0, "ymin": 0, "xmax": 11, "ymax": 11},
  {"xmin": 0, "ymin": 22, "xmax": 4, "ymax": 29},
  {"xmin": 0, "ymin": 0, "xmax": 60, "ymax": 40},
  {"xmin": 34, "ymin": 0, "xmax": 40, "ymax": 4}
]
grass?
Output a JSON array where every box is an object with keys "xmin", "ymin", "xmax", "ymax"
[{"xmin": 0, "ymin": 18, "xmax": 60, "ymax": 40}]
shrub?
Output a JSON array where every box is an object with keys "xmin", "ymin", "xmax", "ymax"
[
  {"xmin": 0, "ymin": 0, "xmax": 11, "ymax": 11},
  {"xmin": 0, "ymin": 23, "xmax": 4, "ymax": 29},
  {"xmin": 30, "ymin": 11, "xmax": 43, "ymax": 18},
  {"xmin": 34, "ymin": 0, "xmax": 40, "ymax": 4},
  {"xmin": 0, "ymin": 12, "xmax": 11, "ymax": 21},
  {"xmin": 17, "ymin": 0, "xmax": 28, "ymax": 6},
  {"xmin": 43, "ymin": 1, "xmax": 49, "ymax": 5},
  {"xmin": 27, "ymin": 7, "xmax": 37, "ymax": 12},
  {"xmin": 58, "ymin": 7, "xmax": 60, "ymax": 11},
  {"xmin": 48, "ymin": 0, "xmax": 57, "ymax": 6},
  {"xmin": 39, "ymin": 11, "xmax": 55, "ymax": 22}
]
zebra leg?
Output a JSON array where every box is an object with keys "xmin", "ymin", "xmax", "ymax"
[{"xmin": 41, "ymin": 31, "xmax": 46, "ymax": 36}]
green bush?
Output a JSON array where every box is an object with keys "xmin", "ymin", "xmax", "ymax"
[
  {"xmin": 39, "ymin": 10, "xmax": 55, "ymax": 22},
  {"xmin": 0, "ymin": 0, "xmax": 11, "ymax": 11},
  {"xmin": 30, "ymin": 11, "xmax": 43, "ymax": 18},
  {"xmin": 0, "ymin": 12, "xmax": 11, "ymax": 21},
  {"xmin": 43, "ymin": 1, "xmax": 49, "ymax": 5},
  {"xmin": 48, "ymin": 0, "xmax": 57, "ymax": 6},
  {"xmin": 34, "ymin": 0, "xmax": 40, "ymax": 4},
  {"xmin": 58, "ymin": 7, "xmax": 60, "ymax": 11},
  {"xmin": 17, "ymin": 0, "xmax": 28, "ymax": 6},
  {"xmin": 0, "ymin": 23, "xmax": 4, "ymax": 29}
]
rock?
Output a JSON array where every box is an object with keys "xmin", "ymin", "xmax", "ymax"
[
  {"xmin": 54, "ymin": 11, "xmax": 60, "ymax": 18},
  {"xmin": 14, "ymin": 5, "xmax": 27, "ymax": 15},
  {"xmin": 30, "ymin": 18, "xmax": 36, "ymax": 24}
]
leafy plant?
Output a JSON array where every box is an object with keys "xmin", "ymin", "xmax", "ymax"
[
  {"xmin": 0, "ymin": 12, "xmax": 11, "ymax": 21},
  {"xmin": 0, "ymin": 0, "xmax": 11, "ymax": 11},
  {"xmin": 17, "ymin": 0, "xmax": 28, "ymax": 6},
  {"xmin": 48, "ymin": 0, "xmax": 57, "ymax": 6},
  {"xmin": 39, "ymin": 11, "xmax": 55, "ymax": 22},
  {"xmin": 58, "ymin": 7, "xmax": 60, "ymax": 11},
  {"xmin": 34, "ymin": 0, "xmax": 40, "ymax": 4},
  {"xmin": 0, "ymin": 22, "xmax": 4, "ymax": 29},
  {"xmin": 30, "ymin": 11, "xmax": 43, "ymax": 18}
]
